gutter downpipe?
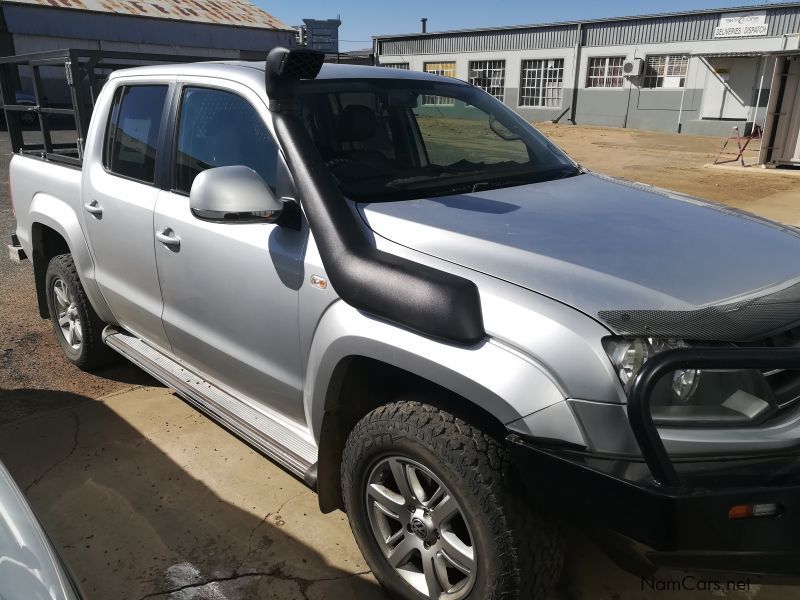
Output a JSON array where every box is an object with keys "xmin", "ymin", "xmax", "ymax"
[
  {"xmin": 623, "ymin": 48, "xmax": 637, "ymax": 129},
  {"xmin": 752, "ymin": 54, "xmax": 768, "ymax": 133},
  {"xmin": 676, "ymin": 57, "xmax": 688, "ymax": 134},
  {"xmin": 569, "ymin": 22, "xmax": 582, "ymax": 125}
]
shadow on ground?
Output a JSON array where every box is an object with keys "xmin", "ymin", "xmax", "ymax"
[
  {"xmin": 0, "ymin": 363, "xmax": 160, "ymax": 426},
  {"xmin": 0, "ymin": 387, "xmax": 385, "ymax": 600}
]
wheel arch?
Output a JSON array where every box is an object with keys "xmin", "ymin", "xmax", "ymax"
[
  {"xmin": 28, "ymin": 195, "xmax": 114, "ymax": 323},
  {"xmin": 315, "ymin": 355, "xmax": 511, "ymax": 513},
  {"xmin": 30, "ymin": 221, "xmax": 71, "ymax": 318},
  {"xmin": 306, "ymin": 302, "xmax": 566, "ymax": 513}
]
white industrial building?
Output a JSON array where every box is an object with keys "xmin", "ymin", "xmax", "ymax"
[{"xmin": 374, "ymin": 3, "xmax": 800, "ymax": 166}]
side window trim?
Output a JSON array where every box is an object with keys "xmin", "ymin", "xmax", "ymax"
[
  {"xmin": 101, "ymin": 81, "xmax": 173, "ymax": 187},
  {"xmin": 102, "ymin": 85, "xmax": 123, "ymax": 170},
  {"xmin": 167, "ymin": 83, "xmax": 189, "ymax": 196},
  {"xmin": 168, "ymin": 82, "xmax": 279, "ymax": 197},
  {"xmin": 155, "ymin": 81, "xmax": 179, "ymax": 191}
]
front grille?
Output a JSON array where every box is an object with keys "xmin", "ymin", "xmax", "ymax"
[{"xmin": 739, "ymin": 324, "xmax": 800, "ymax": 409}]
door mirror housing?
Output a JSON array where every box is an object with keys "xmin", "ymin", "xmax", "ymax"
[{"xmin": 189, "ymin": 165, "xmax": 284, "ymax": 223}]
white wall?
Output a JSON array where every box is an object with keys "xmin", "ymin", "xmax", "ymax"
[
  {"xmin": 379, "ymin": 34, "xmax": 792, "ymax": 133},
  {"xmin": 380, "ymin": 46, "xmax": 578, "ymax": 117}
]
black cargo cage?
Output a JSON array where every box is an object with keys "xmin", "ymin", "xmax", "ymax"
[{"xmin": 0, "ymin": 49, "xmax": 222, "ymax": 167}]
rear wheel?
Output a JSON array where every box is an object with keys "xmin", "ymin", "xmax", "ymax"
[
  {"xmin": 45, "ymin": 253, "xmax": 114, "ymax": 371},
  {"xmin": 342, "ymin": 400, "xmax": 564, "ymax": 600}
]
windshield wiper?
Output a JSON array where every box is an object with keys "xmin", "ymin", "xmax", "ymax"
[
  {"xmin": 385, "ymin": 168, "xmax": 486, "ymax": 189},
  {"xmin": 387, "ymin": 164, "xmax": 567, "ymax": 191}
]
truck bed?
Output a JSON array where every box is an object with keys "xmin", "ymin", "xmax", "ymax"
[{"xmin": 10, "ymin": 153, "xmax": 82, "ymax": 258}]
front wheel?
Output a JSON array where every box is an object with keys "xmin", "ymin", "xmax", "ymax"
[{"xmin": 342, "ymin": 400, "xmax": 564, "ymax": 600}]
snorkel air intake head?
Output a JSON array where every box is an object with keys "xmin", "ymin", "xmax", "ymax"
[{"xmin": 265, "ymin": 47, "xmax": 324, "ymax": 112}]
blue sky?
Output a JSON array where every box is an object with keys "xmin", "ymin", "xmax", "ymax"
[{"xmin": 255, "ymin": 0, "xmax": 793, "ymax": 51}]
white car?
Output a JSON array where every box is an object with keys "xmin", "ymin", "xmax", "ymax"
[{"xmin": 0, "ymin": 461, "xmax": 82, "ymax": 600}]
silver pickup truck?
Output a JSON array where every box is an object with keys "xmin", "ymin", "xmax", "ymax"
[{"xmin": 7, "ymin": 47, "xmax": 800, "ymax": 599}]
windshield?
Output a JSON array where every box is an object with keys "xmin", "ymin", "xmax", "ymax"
[{"xmin": 295, "ymin": 78, "xmax": 579, "ymax": 202}]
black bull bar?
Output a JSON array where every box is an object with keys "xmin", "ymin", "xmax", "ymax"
[{"xmin": 508, "ymin": 347, "xmax": 800, "ymax": 578}]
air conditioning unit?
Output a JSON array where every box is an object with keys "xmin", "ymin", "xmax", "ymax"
[{"xmin": 623, "ymin": 58, "xmax": 644, "ymax": 77}]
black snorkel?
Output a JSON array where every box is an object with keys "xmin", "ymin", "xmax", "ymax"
[{"xmin": 264, "ymin": 47, "xmax": 484, "ymax": 345}]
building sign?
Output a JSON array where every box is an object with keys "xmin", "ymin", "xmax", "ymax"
[{"xmin": 714, "ymin": 11, "xmax": 768, "ymax": 38}]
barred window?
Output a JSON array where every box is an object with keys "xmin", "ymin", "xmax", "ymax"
[
  {"xmin": 382, "ymin": 63, "xmax": 409, "ymax": 70},
  {"xmin": 519, "ymin": 59, "xmax": 564, "ymax": 107},
  {"xmin": 586, "ymin": 57, "xmax": 625, "ymax": 88},
  {"xmin": 423, "ymin": 62, "xmax": 457, "ymax": 105},
  {"xmin": 643, "ymin": 55, "xmax": 688, "ymax": 88},
  {"xmin": 423, "ymin": 62, "xmax": 456, "ymax": 78},
  {"xmin": 468, "ymin": 60, "xmax": 506, "ymax": 101}
]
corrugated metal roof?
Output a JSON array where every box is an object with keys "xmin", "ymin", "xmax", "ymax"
[
  {"xmin": 375, "ymin": 2, "xmax": 800, "ymax": 55},
  {"xmin": 374, "ymin": 2, "xmax": 800, "ymax": 40},
  {"xmin": 0, "ymin": 0, "xmax": 291, "ymax": 30},
  {"xmin": 379, "ymin": 25, "xmax": 579, "ymax": 55}
]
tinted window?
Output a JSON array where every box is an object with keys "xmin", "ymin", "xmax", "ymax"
[
  {"xmin": 105, "ymin": 85, "xmax": 168, "ymax": 183},
  {"xmin": 174, "ymin": 87, "xmax": 278, "ymax": 194},
  {"xmin": 414, "ymin": 105, "xmax": 530, "ymax": 166}
]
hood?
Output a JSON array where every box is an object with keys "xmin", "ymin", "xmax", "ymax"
[{"xmin": 358, "ymin": 173, "xmax": 800, "ymax": 341}]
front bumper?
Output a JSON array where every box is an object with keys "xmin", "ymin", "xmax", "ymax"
[
  {"xmin": 508, "ymin": 347, "xmax": 800, "ymax": 580},
  {"xmin": 509, "ymin": 436, "xmax": 800, "ymax": 578}
]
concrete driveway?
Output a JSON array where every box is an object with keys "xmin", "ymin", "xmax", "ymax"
[{"xmin": 0, "ymin": 385, "xmax": 383, "ymax": 599}]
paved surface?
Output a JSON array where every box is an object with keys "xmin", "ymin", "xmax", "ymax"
[
  {"xmin": 740, "ymin": 188, "xmax": 800, "ymax": 227},
  {"xmin": 0, "ymin": 386, "xmax": 382, "ymax": 599},
  {"xmin": 5, "ymin": 386, "xmax": 799, "ymax": 600},
  {"xmin": 3, "ymin": 129, "xmax": 800, "ymax": 599}
]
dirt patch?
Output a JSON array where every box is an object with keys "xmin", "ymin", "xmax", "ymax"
[
  {"xmin": 0, "ymin": 138, "xmax": 155, "ymax": 419},
  {"xmin": 0, "ymin": 258, "xmax": 155, "ymax": 424},
  {"xmin": 536, "ymin": 122, "xmax": 798, "ymax": 210}
]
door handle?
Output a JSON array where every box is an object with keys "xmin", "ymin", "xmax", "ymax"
[
  {"xmin": 84, "ymin": 200, "xmax": 103, "ymax": 217},
  {"xmin": 155, "ymin": 228, "xmax": 180, "ymax": 249}
]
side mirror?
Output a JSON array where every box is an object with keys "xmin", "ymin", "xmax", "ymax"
[{"xmin": 189, "ymin": 165, "xmax": 284, "ymax": 223}]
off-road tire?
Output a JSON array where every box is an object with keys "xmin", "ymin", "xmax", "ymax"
[
  {"xmin": 342, "ymin": 400, "xmax": 564, "ymax": 600},
  {"xmin": 45, "ymin": 253, "xmax": 115, "ymax": 371}
]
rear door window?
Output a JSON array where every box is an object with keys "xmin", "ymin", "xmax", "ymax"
[
  {"xmin": 173, "ymin": 87, "xmax": 278, "ymax": 194},
  {"xmin": 104, "ymin": 85, "xmax": 168, "ymax": 184}
]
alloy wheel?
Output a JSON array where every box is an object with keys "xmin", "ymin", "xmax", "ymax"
[
  {"xmin": 52, "ymin": 278, "xmax": 83, "ymax": 351},
  {"xmin": 365, "ymin": 456, "xmax": 476, "ymax": 599}
]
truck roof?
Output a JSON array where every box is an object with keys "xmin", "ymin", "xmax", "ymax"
[{"xmin": 109, "ymin": 60, "xmax": 462, "ymax": 87}]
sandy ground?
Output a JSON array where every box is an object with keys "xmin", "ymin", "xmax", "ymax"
[
  {"xmin": 536, "ymin": 122, "xmax": 799, "ymax": 211},
  {"xmin": 2, "ymin": 126, "xmax": 800, "ymax": 599}
]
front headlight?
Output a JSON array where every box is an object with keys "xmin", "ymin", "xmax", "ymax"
[{"xmin": 603, "ymin": 337, "xmax": 777, "ymax": 427}]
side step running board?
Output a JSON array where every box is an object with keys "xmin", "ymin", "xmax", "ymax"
[{"xmin": 103, "ymin": 327, "xmax": 318, "ymax": 482}]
